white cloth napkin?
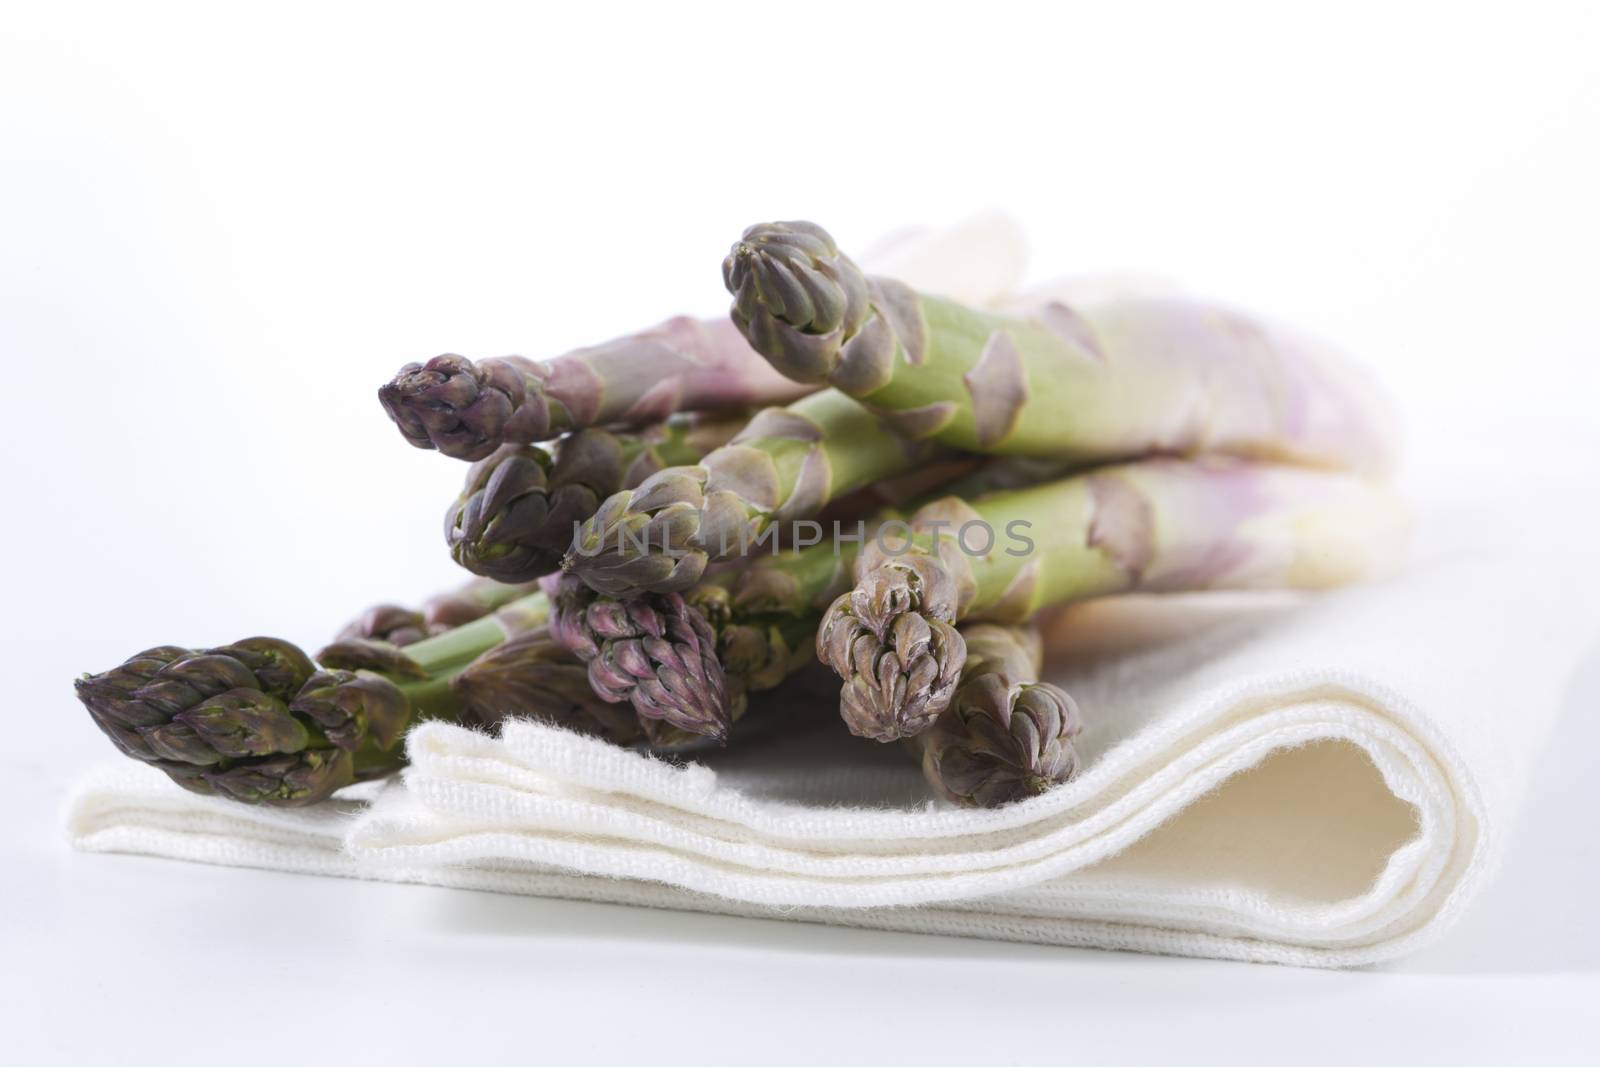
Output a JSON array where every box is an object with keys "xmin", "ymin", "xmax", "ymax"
[{"xmin": 65, "ymin": 467, "xmax": 1599, "ymax": 967}]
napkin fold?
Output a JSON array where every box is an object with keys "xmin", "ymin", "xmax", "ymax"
[{"xmin": 66, "ymin": 473, "xmax": 1598, "ymax": 966}]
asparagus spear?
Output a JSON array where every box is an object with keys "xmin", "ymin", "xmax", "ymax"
[
  {"xmin": 448, "ymin": 413, "xmax": 746, "ymax": 582},
  {"xmin": 913, "ymin": 623, "xmax": 1082, "ymax": 808},
  {"xmin": 820, "ymin": 457, "xmax": 1406, "ymax": 740},
  {"xmin": 378, "ymin": 316, "xmax": 814, "ymax": 462},
  {"xmin": 564, "ymin": 389, "xmax": 933, "ymax": 596},
  {"xmin": 75, "ymin": 594, "xmax": 553, "ymax": 806},
  {"xmin": 724, "ymin": 221, "xmax": 1394, "ymax": 474}
]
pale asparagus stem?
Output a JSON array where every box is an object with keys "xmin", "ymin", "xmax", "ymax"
[
  {"xmin": 855, "ymin": 213, "xmax": 1025, "ymax": 309},
  {"xmin": 564, "ymin": 389, "xmax": 934, "ymax": 597},
  {"xmin": 75, "ymin": 594, "xmax": 552, "ymax": 806},
  {"xmin": 913, "ymin": 623, "xmax": 1082, "ymax": 808},
  {"xmin": 819, "ymin": 457, "xmax": 1408, "ymax": 740},
  {"xmin": 445, "ymin": 412, "xmax": 747, "ymax": 583},
  {"xmin": 724, "ymin": 220, "xmax": 1396, "ymax": 475},
  {"xmin": 818, "ymin": 454, "xmax": 1078, "ymax": 526}
]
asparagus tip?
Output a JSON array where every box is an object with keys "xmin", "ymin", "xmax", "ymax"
[
  {"xmin": 446, "ymin": 443, "xmax": 572, "ymax": 583},
  {"xmin": 379, "ymin": 354, "xmax": 549, "ymax": 461},
  {"xmin": 563, "ymin": 472, "xmax": 714, "ymax": 596},
  {"xmin": 73, "ymin": 639, "xmax": 370, "ymax": 807},
  {"xmin": 551, "ymin": 574, "xmax": 732, "ymax": 740},
  {"xmin": 818, "ymin": 543, "xmax": 969, "ymax": 741},
  {"xmin": 923, "ymin": 677, "xmax": 1082, "ymax": 808},
  {"xmin": 723, "ymin": 220, "xmax": 871, "ymax": 384}
]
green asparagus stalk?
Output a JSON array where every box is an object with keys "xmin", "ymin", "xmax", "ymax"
[
  {"xmin": 820, "ymin": 457, "xmax": 1407, "ymax": 740},
  {"xmin": 448, "ymin": 413, "xmax": 746, "ymax": 582},
  {"xmin": 564, "ymin": 389, "xmax": 933, "ymax": 596},
  {"xmin": 422, "ymin": 577, "xmax": 544, "ymax": 629},
  {"xmin": 75, "ymin": 594, "xmax": 553, "ymax": 806},
  {"xmin": 724, "ymin": 221, "xmax": 1394, "ymax": 474},
  {"xmin": 334, "ymin": 577, "xmax": 543, "ymax": 646},
  {"xmin": 913, "ymin": 623, "xmax": 1082, "ymax": 808},
  {"xmin": 333, "ymin": 580, "xmax": 627, "ymax": 736}
]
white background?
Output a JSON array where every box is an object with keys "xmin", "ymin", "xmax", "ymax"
[{"xmin": 3, "ymin": 1, "xmax": 1598, "ymax": 1063}]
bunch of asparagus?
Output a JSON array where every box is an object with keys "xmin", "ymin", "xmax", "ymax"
[{"xmin": 76, "ymin": 218, "xmax": 1401, "ymax": 809}]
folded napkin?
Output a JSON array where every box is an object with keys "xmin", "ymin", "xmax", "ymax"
[{"xmin": 66, "ymin": 470, "xmax": 1598, "ymax": 967}]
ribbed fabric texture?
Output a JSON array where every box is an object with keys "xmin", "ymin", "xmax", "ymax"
[{"xmin": 65, "ymin": 469, "xmax": 1598, "ymax": 967}]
